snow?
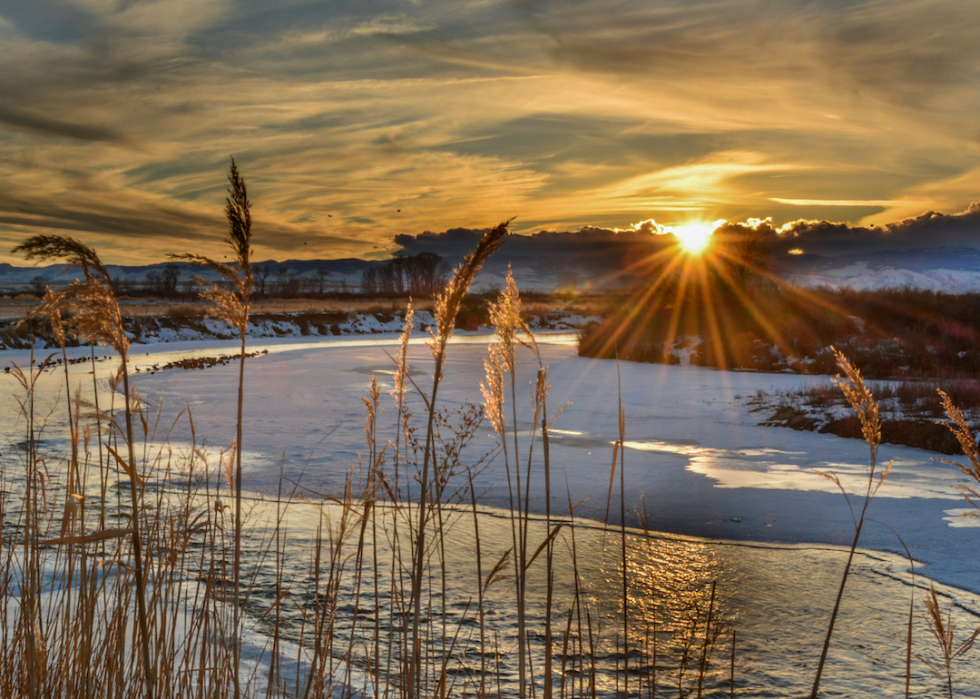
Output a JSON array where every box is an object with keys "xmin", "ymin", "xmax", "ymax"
[
  {"xmin": 1, "ymin": 309, "xmax": 598, "ymax": 350},
  {"xmin": 789, "ymin": 264, "xmax": 980, "ymax": 291},
  {"xmin": 4, "ymin": 331, "xmax": 978, "ymax": 601}
]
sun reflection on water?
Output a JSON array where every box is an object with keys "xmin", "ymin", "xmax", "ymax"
[{"xmin": 234, "ymin": 495, "xmax": 980, "ymax": 697}]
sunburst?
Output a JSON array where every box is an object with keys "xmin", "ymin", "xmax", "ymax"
[{"xmin": 669, "ymin": 222, "xmax": 721, "ymax": 254}]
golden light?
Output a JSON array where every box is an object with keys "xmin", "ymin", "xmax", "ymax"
[{"xmin": 668, "ymin": 222, "xmax": 720, "ymax": 254}]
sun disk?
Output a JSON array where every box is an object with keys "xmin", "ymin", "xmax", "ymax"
[{"xmin": 670, "ymin": 223, "xmax": 716, "ymax": 254}]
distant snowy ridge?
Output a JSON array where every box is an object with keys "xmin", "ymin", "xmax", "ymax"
[
  {"xmin": 787, "ymin": 263, "xmax": 980, "ymax": 291},
  {"xmin": 779, "ymin": 245, "xmax": 980, "ymax": 291},
  {"xmin": 0, "ymin": 258, "xmax": 372, "ymax": 290},
  {"xmin": 0, "ymin": 259, "xmax": 603, "ymax": 293}
]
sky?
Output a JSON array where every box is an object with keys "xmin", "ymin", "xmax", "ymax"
[{"xmin": 2, "ymin": 0, "xmax": 980, "ymax": 265}]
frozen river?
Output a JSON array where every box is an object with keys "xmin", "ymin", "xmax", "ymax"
[{"xmin": 2, "ymin": 331, "xmax": 979, "ymax": 696}]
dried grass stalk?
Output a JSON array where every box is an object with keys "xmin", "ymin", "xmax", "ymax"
[
  {"xmin": 916, "ymin": 583, "xmax": 980, "ymax": 699},
  {"xmin": 811, "ymin": 348, "xmax": 892, "ymax": 699},
  {"xmin": 937, "ymin": 389, "xmax": 980, "ymax": 517}
]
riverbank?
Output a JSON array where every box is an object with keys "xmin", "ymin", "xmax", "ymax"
[
  {"xmin": 0, "ymin": 306, "xmax": 598, "ymax": 350},
  {"xmin": 3, "ymin": 332, "xmax": 979, "ymax": 697},
  {"xmin": 4, "ymin": 334, "xmax": 978, "ymax": 595}
]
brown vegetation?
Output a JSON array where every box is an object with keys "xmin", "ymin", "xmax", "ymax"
[
  {"xmin": 580, "ymin": 285, "xmax": 980, "ymax": 381},
  {"xmin": 746, "ymin": 377, "xmax": 980, "ymax": 455}
]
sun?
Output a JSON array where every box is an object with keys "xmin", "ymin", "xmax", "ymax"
[
  {"xmin": 668, "ymin": 220, "xmax": 726, "ymax": 255},
  {"xmin": 669, "ymin": 223, "xmax": 717, "ymax": 254}
]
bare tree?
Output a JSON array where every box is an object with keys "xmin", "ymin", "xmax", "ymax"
[
  {"xmin": 362, "ymin": 253, "xmax": 450, "ymax": 296},
  {"xmin": 145, "ymin": 270, "xmax": 161, "ymax": 293},
  {"xmin": 407, "ymin": 251, "xmax": 451, "ymax": 296},
  {"xmin": 255, "ymin": 264, "xmax": 271, "ymax": 295},
  {"xmin": 275, "ymin": 265, "xmax": 298, "ymax": 296},
  {"xmin": 361, "ymin": 266, "xmax": 378, "ymax": 294},
  {"xmin": 314, "ymin": 267, "xmax": 329, "ymax": 294},
  {"xmin": 162, "ymin": 262, "xmax": 181, "ymax": 295},
  {"xmin": 29, "ymin": 276, "xmax": 47, "ymax": 297}
]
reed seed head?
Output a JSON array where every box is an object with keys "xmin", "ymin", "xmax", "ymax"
[
  {"xmin": 40, "ymin": 289, "xmax": 66, "ymax": 349},
  {"xmin": 534, "ymin": 366, "xmax": 550, "ymax": 409},
  {"xmin": 937, "ymin": 389, "xmax": 980, "ymax": 517},
  {"xmin": 12, "ymin": 234, "xmax": 112, "ymax": 284},
  {"xmin": 29, "ymin": 279, "xmax": 129, "ymax": 356},
  {"xmin": 937, "ymin": 389, "xmax": 980, "ymax": 476},
  {"xmin": 481, "ymin": 344, "xmax": 506, "ymax": 435},
  {"xmin": 14, "ymin": 235, "xmax": 129, "ymax": 355},
  {"xmin": 831, "ymin": 347, "xmax": 880, "ymax": 453},
  {"xmin": 170, "ymin": 159, "xmax": 253, "ymax": 334},
  {"xmin": 222, "ymin": 441, "xmax": 236, "ymax": 493},
  {"xmin": 488, "ymin": 266, "xmax": 523, "ymax": 373},
  {"xmin": 393, "ymin": 303, "xmax": 415, "ymax": 405},
  {"xmin": 225, "ymin": 158, "xmax": 253, "ymax": 292},
  {"xmin": 432, "ymin": 220, "xmax": 510, "ymax": 354}
]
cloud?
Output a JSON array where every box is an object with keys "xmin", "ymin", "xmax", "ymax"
[
  {"xmin": 732, "ymin": 203, "xmax": 980, "ymax": 257},
  {"xmin": 771, "ymin": 198, "xmax": 910, "ymax": 208},
  {"xmin": 536, "ymin": 0, "xmax": 980, "ymax": 113},
  {"xmin": 587, "ymin": 152, "xmax": 795, "ymax": 210},
  {"xmin": 0, "ymin": 104, "xmax": 128, "ymax": 143},
  {"xmin": 1, "ymin": 0, "xmax": 980, "ymax": 264},
  {"xmin": 392, "ymin": 204, "xmax": 980, "ymax": 274},
  {"xmin": 349, "ymin": 15, "xmax": 434, "ymax": 37},
  {"xmin": 0, "ymin": 172, "xmax": 366, "ymax": 264}
]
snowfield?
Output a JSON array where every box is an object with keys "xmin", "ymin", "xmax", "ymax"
[{"xmin": 3, "ymin": 330, "xmax": 978, "ymax": 600}]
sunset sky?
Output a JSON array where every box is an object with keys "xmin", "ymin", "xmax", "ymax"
[{"xmin": 2, "ymin": 0, "xmax": 980, "ymax": 265}]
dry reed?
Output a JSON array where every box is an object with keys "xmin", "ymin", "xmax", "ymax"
[
  {"xmin": 811, "ymin": 348, "xmax": 893, "ymax": 699},
  {"xmin": 171, "ymin": 157, "xmax": 254, "ymax": 698},
  {"xmin": 5, "ymin": 225, "xmax": 976, "ymax": 699}
]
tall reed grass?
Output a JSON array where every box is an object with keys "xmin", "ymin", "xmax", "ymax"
[
  {"xmin": 2, "ymin": 232, "xmax": 741, "ymax": 698},
  {"xmin": 3, "ymin": 175, "xmax": 977, "ymax": 697},
  {"xmin": 170, "ymin": 157, "xmax": 254, "ymax": 698}
]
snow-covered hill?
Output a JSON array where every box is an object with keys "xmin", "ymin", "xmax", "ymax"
[{"xmin": 777, "ymin": 245, "xmax": 980, "ymax": 291}]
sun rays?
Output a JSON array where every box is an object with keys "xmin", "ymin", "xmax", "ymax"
[
  {"xmin": 669, "ymin": 222, "xmax": 720, "ymax": 254},
  {"xmin": 579, "ymin": 221, "xmax": 870, "ymax": 372}
]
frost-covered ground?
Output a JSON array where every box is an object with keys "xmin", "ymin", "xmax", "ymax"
[{"xmin": 3, "ymin": 330, "xmax": 978, "ymax": 599}]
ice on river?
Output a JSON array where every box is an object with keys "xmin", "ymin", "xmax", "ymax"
[
  {"xmin": 4, "ymin": 331, "xmax": 980, "ymax": 695},
  {"xmin": 2, "ymin": 332, "xmax": 979, "ymax": 596}
]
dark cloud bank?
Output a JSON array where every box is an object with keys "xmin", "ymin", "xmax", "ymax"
[
  {"xmin": 5, "ymin": 205, "xmax": 980, "ymax": 291},
  {"xmin": 392, "ymin": 203, "xmax": 980, "ymax": 288},
  {"xmin": 767, "ymin": 203, "xmax": 980, "ymax": 256}
]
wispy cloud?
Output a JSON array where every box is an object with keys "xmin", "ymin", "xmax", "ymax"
[
  {"xmin": 0, "ymin": 105, "xmax": 128, "ymax": 143},
  {"xmin": 771, "ymin": 198, "xmax": 912, "ymax": 208},
  {"xmin": 1, "ymin": 0, "xmax": 978, "ymax": 263}
]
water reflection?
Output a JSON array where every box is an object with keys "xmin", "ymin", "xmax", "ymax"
[
  {"xmin": 237, "ymin": 497, "xmax": 734, "ymax": 697},
  {"xmin": 4, "ymin": 341, "xmax": 980, "ymax": 697},
  {"xmin": 3, "ymin": 424, "xmax": 979, "ymax": 698},
  {"xmin": 227, "ymin": 496, "xmax": 980, "ymax": 698}
]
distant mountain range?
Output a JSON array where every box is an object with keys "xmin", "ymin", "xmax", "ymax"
[
  {"xmin": 5, "ymin": 245, "xmax": 980, "ymax": 293},
  {"xmin": 0, "ymin": 258, "xmax": 376, "ymax": 291},
  {"xmin": 775, "ymin": 245, "xmax": 980, "ymax": 291}
]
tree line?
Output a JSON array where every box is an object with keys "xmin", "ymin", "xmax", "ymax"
[
  {"xmin": 21, "ymin": 254, "xmax": 451, "ymax": 299},
  {"xmin": 359, "ymin": 252, "xmax": 451, "ymax": 296}
]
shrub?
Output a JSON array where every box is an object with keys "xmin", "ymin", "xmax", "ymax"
[{"xmin": 167, "ymin": 303, "xmax": 205, "ymax": 318}]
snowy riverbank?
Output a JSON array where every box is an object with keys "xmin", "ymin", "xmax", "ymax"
[
  {"xmin": 4, "ymin": 330, "xmax": 980, "ymax": 695},
  {"xmin": 3, "ymin": 332, "xmax": 978, "ymax": 597},
  {"xmin": 0, "ymin": 307, "xmax": 600, "ymax": 349}
]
